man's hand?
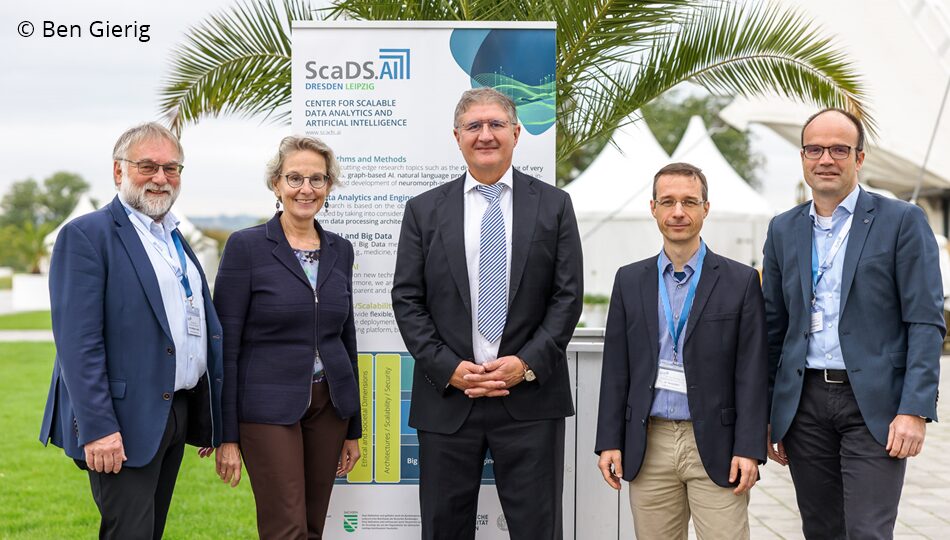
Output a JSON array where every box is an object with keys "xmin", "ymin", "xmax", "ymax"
[
  {"xmin": 215, "ymin": 442, "xmax": 242, "ymax": 487},
  {"xmin": 449, "ymin": 361, "xmax": 490, "ymax": 391},
  {"xmin": 337, "ymin": 439, "xmax": 361, "ymax": 477},
  {"xmin": 84, "ymin": 432, "xmax": 126, "ymax": 473},
  {"xmin": 886, "ymin": 414, "xmax": 926, "ymax": 458},
  {"xmin": 597, "ymin": 449, "xmax": 624, "ymax": 490},
  {"xmin": 730, "ymin": 456, "xmax": 758, "ymax": 495},
  {"xmin": 766, "ymin": 424, "xmax": 788, "ymax": 466},
  {"xmin": 462, "ymin": 356, "xmax": 525, "ymax": 398}
]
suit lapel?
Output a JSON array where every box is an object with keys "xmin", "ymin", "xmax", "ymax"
[
  {"xmin": 684, "ymin": 249, "xmax": 720, "ymax": 344},
  {"xmin": 796, "ymin": 206, "xmax": 814, "ymax": 310},
  {"xmin": 264, "ymin": 214, "xmax": 312, "ymax": 289},
  {"xmin": 315, "ymin": 221, "xmax": 338, "ymax": 292},
  {"xmin": 437, "ymin": 177, "xmax": 472, "ymax": 314},
  {"xmin": 108, "ymin": 197, "xmax": 173, "ymax": 342},
  {"xmin": 840, "ymin": 188, "xmax": 875, "ymax": 313},
  {"xmin": 640, "ymin": 258, "xmax": 660, "ymax": 364},
  {"xmin": 508, "ymin": 170, "xmax": 540, "ymax": 304}
]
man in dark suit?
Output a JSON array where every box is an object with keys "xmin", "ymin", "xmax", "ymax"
[
  {"xmin": 391, "ymin": 87, "xmax": 583, "ymax": 539},
  {"xmin": 595, "ymin": 162, "xmax": 768, "ymax": 539},
  {"xmin": 763, "ymin": 108, "xmax": 944, "ymax": 539},
  {"xmin": 39, "ymin": 122, "xmax": 223, "ymax": 539}
]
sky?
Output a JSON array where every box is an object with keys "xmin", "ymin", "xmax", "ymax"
[
  {"xmin": 0, "ymin": 0, "xmax": 305, "ymax": 217},
  {"xmin": 0, "ymin": 0, "xmax": 805, "ymax": 219}
]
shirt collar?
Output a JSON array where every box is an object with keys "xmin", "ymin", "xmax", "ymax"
[
  {"xmin": 118, "ymin": 192, "xmax": 179, "ymax": 234},
  {"xmin": 659, "ymin": 240, "xmax": 704, "ymax": 279},
  {"xmin": 464, "ymin": 166, "xmax": 514, "ymax": 195},
  {"xmin": 809, "ymin": 184, "xmax": 860, "ymax": 224}
]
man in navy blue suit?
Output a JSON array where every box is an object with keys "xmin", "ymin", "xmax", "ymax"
[
  {"xmin": 39, "ymin": 123, "xmax": 223, "ymax": 539},
  {"xmin": 763, "ymin": 108, "xmax": 945, "ymax": 539}
]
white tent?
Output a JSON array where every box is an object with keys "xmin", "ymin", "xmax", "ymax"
[
  {"xmin": 565, "ymin": 118, "xmax": 668, "ymax": 296},
  {"xmin": 672, "ymin": 116, "xmax": 773, "ymax": 269},
  {"xmin": 566, "ymin": 115, "xmax": 773, "ymax": 298},
  {"xmin": 41, "ymin": 194, "xmax": 98, "ymax": 273}
]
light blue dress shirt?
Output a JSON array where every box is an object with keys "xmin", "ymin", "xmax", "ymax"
[
  {"xmin": 119, "ymin": 195, "xmax": 208, "ymax": 391},
  {"xmin": 805, "ymin": 185, "xmax": 860, "ymax": 370},
  {"xmin": 650, "ymin": 246, "xmax": 703, "ymax": 420}
]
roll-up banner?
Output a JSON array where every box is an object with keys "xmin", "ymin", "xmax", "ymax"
[{"xmin": 292, "ymin": 21, "xmax": 556, "ymax": 537}]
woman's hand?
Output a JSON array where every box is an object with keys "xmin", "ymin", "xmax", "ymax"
[
  {"xmin": 336, "ymin": 439, "xmax": 361, "ymax": 477},
  {"xmin": 215, "ymin": 442, "xmax": 243, "ymax": 487}
]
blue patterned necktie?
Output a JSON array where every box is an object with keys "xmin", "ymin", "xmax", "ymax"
[{"xmin": 476, "ymin": 182, "xmax": 508, "ymax": 343}]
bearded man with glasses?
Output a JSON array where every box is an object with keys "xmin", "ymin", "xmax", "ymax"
[
  {"xmin": 762, "ymin": 108, "xmax": 945, "ymax": 539},
  {"xmin": 40, "ymin": 122, "xmax": 224, "ymax": 539}
]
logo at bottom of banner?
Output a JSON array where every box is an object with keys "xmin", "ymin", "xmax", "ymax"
[{"xmin": 344, "ymin": 511, "xmax": 359, "ymax": 533}]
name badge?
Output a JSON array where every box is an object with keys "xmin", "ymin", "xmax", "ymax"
[
  {"xmin": 655, "ymin": 360, "xmax": 687, "ymax": 394},
  {"xmin": 809, "ymin": 308, "xmax": 823, "ymax": 334},
  {"xmin": 186, "ymin": 304, "xmax": 202, "ymax": 337}
]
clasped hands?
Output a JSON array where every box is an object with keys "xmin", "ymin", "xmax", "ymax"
[{"xmin": 451, "ymin": 356, "xmax": 526, "ymax": 398}]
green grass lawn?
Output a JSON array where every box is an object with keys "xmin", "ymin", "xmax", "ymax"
[
  {"xmin": 0, "ymin": 311, "xmax": 52, "ymax": 330},
  {"xmin": 0, "ymin": 342, "xmax": 257, "ymax": 538}
]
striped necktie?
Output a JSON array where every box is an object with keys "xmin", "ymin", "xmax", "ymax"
[{"xmin": 476, "ymin": 182, "xmax": 507, "ymax": 343}]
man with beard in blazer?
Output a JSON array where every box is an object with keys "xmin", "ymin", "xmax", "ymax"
[
  {"xmin": 392, "ymin": 87, "xmax": 583, "ymax": 540},
  {"xmin": 595, "ymin": 162, "xmax": 768, "ymax": 540}
]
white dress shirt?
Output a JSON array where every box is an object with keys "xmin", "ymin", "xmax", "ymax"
[
  {"xmin": 463, "ymin": 167, "xmax": 514, "ymax": 365},
  {"xmin": 119, "ymin": 194, "xmax": 208, "ymax": 391}
]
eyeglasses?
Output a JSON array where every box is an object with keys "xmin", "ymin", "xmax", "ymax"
[
  {"xmin": 654, "ymin": 198, "xmax": 706, "ymax": 209},
  {"xmin": 282, "ymin": 173, "xmax": 329, "ymax": 189},
  {"xmin": 802, "ymin": 145, "xmax": 854, "ymax": 160},
  {"xmin": 120, "ymin": 159, "xmax": 183, "ymax": 178},
  {"xmin": 459, "ymin": 120, "xmax": 511, "ymax": 134}
]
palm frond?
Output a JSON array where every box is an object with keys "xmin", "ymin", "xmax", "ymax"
[{"xmin": 159, "ymin": 0, "xmax": 314, "ymax": 134}]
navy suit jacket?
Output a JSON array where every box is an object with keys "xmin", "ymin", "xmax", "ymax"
[
  {"xmin": 392, "ymin": 169, "xmax": 584, "ymax": 434},
  {"xmin": 595, "ymin": 249, "xmax": 768, "ymax": 487},
  {"xmin": 39, "ymin": 196, "xmax": 224, "ymax": 467},
  {"xmin": 763, "ymin": 187, "xmax": 945, "ymax": 446},
  {"xmin": 213, "ymin": 214, "xmax": 361, "ymax": 441}
]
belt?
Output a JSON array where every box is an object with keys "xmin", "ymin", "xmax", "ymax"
[{"xmin": 808, "ymin": 368, "xmax": 849, "ymax": 384}]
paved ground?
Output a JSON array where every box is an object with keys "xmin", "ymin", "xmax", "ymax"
[
  {"xmin": 742, "ymin": 360, "xmax": 950, "ymax": 540},
  {"xmin": 0, "ymin": 330, "xmax": 53, "ymax": 341}
]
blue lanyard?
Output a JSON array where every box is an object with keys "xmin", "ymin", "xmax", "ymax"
[
  {"xmin": 657, "ymin": 242, "xmax": 706, "ymax": 360},
  {"xmin": 810, "ymin": 214, "xmax": 853, "ymax": 296},
  {"xmin": 171, "ymin": 232, "xmax": 194, "ymax": 301}
]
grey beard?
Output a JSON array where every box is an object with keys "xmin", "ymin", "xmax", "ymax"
[{"xmin": 119, "ymin": 175, "xmax": 179, "ymax": 220}]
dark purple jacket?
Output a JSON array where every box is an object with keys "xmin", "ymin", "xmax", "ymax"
[{"xmin": 214, "ymin": 213, "xmax": 361, "ymax": 441}]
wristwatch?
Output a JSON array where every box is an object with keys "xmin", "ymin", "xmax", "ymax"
[{"xmin": 520, "ymin": 359, "xmax": 536, "ymax": 382}]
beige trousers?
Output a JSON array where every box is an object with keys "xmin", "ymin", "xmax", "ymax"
[{"xmin": 628, "ymin": 418, "xmax": 750, "ymax": 540}]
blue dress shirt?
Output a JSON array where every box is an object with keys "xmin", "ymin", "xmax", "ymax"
[
  {"xmin": 650, "ymin": 246, "xmax": 703, "ymax": 420},
  {"xmin": 805, "ymin": 185, "xmax": 860, "ymax": 370}
]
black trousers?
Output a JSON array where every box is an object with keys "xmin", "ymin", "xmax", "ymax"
[
  {"xmin": 83, "ymin": 391, "xmax": 189, "ymax": 540},
  {"xmin": 417, "ymin": 397, "xmax": 565, "ymax": 540},
  {"xmin": 784, "ymin": 370, "xmax": 906, "ymax": 540}
]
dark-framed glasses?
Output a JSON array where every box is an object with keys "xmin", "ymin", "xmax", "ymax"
[
  {"xmin": 460, "ymin": 119, "xmax": 511, "ymax": 134},
  {"xmin": 282, "ymin": 172, "xmax": 329, "ymax": 189},
  {"xmin": 802, "ymin": 145, "xmax": 853, "ymax": 160},
  {"xmin": 654, "ymin": 198, "xmax": 706, "ymax": 209},
  {"xmin": 121, "ymin": 159, "xmax": 183, "ymax": 178}
]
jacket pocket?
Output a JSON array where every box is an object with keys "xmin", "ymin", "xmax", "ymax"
[{"xmin": 110, "ymin": 380, "xmax": 127, "ymax": 399}]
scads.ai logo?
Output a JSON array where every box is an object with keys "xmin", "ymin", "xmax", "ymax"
[{"xmin": 305, "ymin": 48, "xmax": 411, "ymax": 81}]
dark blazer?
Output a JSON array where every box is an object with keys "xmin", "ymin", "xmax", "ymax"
[
  {"xmin": 213, "ymin": 213, "xmax": 361, "ymax": 441},
  {"xmin": 763, "ymin": 187, "xmax": 945, "ymax": 446},
  {"xmin": 594, "ymin": 249, "xmax": 768, "ymax": 488},
  {"xmin": 391, "ymin": 169, "xmax": 584, "ymax": 434},
  {"xmin": 39, "ymin": 196, "xmax": 224, "ymax": 467}
]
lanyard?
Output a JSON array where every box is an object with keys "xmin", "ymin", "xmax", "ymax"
[
  {"xmin": 171, "ymin": 232, "xmax": 194, "ymax": 301},
  {"xmin": 810, "ymin": 214, "xmax": 853, "ymax": 299},
  {"xmin": 657, "ymin": 242, "xmax": 706, "ymax": 361}
]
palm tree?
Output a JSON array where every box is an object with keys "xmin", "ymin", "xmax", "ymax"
[{"xmin": 159, "ymin": 0, "xmax": 872, "ymax": 184}]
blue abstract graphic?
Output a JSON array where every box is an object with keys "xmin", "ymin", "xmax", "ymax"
[{"xmin": 449, "ymin": 29, "xmax": 556, "ymax": 135}]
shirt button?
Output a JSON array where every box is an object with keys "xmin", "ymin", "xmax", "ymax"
[
  {"xmin": 825, "ymin": 294, "xmax": 832, "ymax": 299},
  {"xmin": 825, "ymin": 354, "xmax": 832, "ymax": 359},
  {"xmin": 827, "ymin": 323, "xmax": 833, "ymax": 328},
  {"xmin": 827, "ymin": 232, "xmax": 832, "ymax": 237},
  {"xmin": 676, "ymin": 284, "xmax": 683, "ymax": 289},
  {"xmin": 162, "ymin": 392, "xmax": 171, "ymax": 400}
]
